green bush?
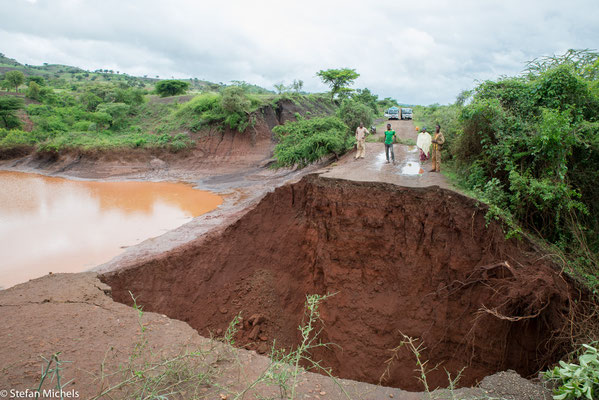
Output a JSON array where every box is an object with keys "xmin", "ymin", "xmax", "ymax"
[
  {"xmin": 544, "ymin": 344, "xmax": 599, "ymax": 400},
  {"xmin": 175, "ymin": 90, "xmax": 259, "ymax": 132},
  {"xmin": 73, "ymin": 120, "xmax": 93, "ymax": 131},
  {"xmin": 415, "ymin": 50, "xmax": 599, "ymax": 286},
  {"xmin": 337, "ymin": 98, "xmax": 373, "ymax": 133},
  {"xmin": 0, "ymin": 96, "xmax": 24, "ymax": 129},
  {"xmin": 273, "ymin": 116, "xmax": 352, "ymax": 167},
  {"xmin": 187, "ymin": 93, "xmax": 221, "ymax": 114},
  {"xmin": 351, "ymin": 88, "xmax": 379, "ymax": 115},
  {"xmin": 0, "ymin": 128, "xmax": 40, "ymax": 147},
  {"xmin": 97, "ymin": 103, "xmax": 131, "ymax": 130},
  {"xmin": 26, "ymin": 81, "xmax": 42, "ymax": 101}
]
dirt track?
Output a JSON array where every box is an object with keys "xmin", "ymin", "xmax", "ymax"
[{"xmin": 320, "ymin": 120, "xmax": 450, "ymax": 189}]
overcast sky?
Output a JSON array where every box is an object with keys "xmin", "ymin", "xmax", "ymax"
[{"xmin": 1, "ymin": 0, "xmax": 597, "ymax": 105}]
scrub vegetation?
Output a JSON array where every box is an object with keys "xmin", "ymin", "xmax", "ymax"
[
  {"xmin": 0, "ymin": 54, "xmax": 277, "ymax": 152},
  {"xmin": 414, "ymin": 51, "xmax": 599, "ymax": 399},
  {"xmin": 272, "ymin": 80, "xmax": 396, "ymax": 167},
  {"xmin": 413, "ymin": 49, "xmax": 599, "ymax": 291},
  {"xmin": 273, "ymin": 116, "xmax": 351, "ymax": 167},
  {"xmin": 0, "ymin": 54, "xmax": 395, "ymax": 166}
]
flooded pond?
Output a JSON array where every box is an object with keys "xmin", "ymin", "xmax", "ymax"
[{"xmin": 0, "ymin": 171, "xmax": 222, "ymax": 289}]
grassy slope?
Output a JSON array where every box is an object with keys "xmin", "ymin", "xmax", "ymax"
[{"xmin": 2, "ymin": 53, "xmax": 339, "ymax": 152}]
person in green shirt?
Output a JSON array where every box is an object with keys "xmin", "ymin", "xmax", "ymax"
[{"xmin": 384, "ymin": 123, "xmax": 396, "ymax": 164}]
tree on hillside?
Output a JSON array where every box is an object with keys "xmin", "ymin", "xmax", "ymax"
[
  {"xmin": 0, "ymin": 80, "xmax": 10, "ymax": 92},
  {"xmin": 27, "ymin": 76, "xmax": 45, "ymax": 86},
  {"xmin": 221, "ymin": 86, "xmax": 250, "ymax": 114},
  {"xmin": 220, "ymin": 86, "xmax": 255, "ymax": 132},
  {"xmin": 336, "ymin": 87, "xmax": 355, "ymax": 100},
  {"xmin": 5, "ymin": 70, "xmax": 25, "ymax": 93},
  {"xmin": 292, "ymin": 79, "xmax": 304, "ymax": 93},
  {"xmin": 96, "ymin": 103, "xmax": 130, "ymax": 129},
  {"xmin": 26, "ymin": 81, "xmax": 41, "ymax": 101},
  {"xmin": 316, "ymin": 68, "xmax": 359, "ymax": 101},
  {"xmin": 378, "ymin": 97, "xmax": 398, "ymax": 109},
  {"xmin": 80, "ymin": 91, "xmax": 103, "ymax": 111},
  {"xmin": 274, "ymin": 83, "xmax": 287, "ymax": 94},
  {"xmin": 155, "ymin": 80, "xmax": 189, "ymax": 97},
  {"xmin": 0, "ymin": 96, "xmax": 24, "ymax": 129},
  {"xmin": 337, "ymin": 98, "xmax": 374, "ymax": 139},
  {"xmin": 353, "ymin": 88, "xmax": 379, "ymax": 115}
]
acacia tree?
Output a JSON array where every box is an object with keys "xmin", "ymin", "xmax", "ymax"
[
  {"xmin": 155, "ymin": 79, "xmax": 189, "ymax": 97},
  {"xmin": 5, "ymin": 70, "xmax": 25, "ymax": 93},
  {"xmin": 316, "ymin": 68, "xmax": 359, "ymax": 101},
  {"xmin": 292, "ymin": 79, "xmax": 304, "ymax": 93},
  {"xmin": 273, "ymin": 83, "xmax": 287, "ymax": 94}
]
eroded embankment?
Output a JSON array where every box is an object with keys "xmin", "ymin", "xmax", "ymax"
[
  {"xmin": 101, "ymin": 175, "xmax": 582, "ymax": 391},
  {"xmin": 0, "ymin": 98, "xmax": 335, "ymax": 179}
]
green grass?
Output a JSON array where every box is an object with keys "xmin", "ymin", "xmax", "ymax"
[{"xmin": 397, "ymin": 137, "xmax": 416, "ymax": 146}]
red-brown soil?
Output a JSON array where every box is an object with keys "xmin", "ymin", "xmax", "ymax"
[
  {"xmin": 101, "ymin": 174, "xmax": 581, "ymax": 392},
  {"xmin": 0, "ymin": 272, "xmax": 552, "ymax": 399},
  {"xmin": 0, "ymin": 120, "xmax": 275, "ymax": 178}
]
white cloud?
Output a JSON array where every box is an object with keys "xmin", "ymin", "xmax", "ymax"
[{"xmin": 0, "ymin": 0, "xmax": 597, "ymax": 104}]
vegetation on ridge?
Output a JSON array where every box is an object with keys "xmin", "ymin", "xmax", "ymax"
[{"xmin": 414, "ymin": 49, "xmax": 599, "ymax": 291}]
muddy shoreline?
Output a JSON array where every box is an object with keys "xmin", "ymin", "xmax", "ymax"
[{"xmin": 0, "ymin": 147, "xmax": 331, "ymax": 276}]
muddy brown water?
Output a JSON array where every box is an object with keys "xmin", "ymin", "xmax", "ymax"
[{"xmin": 0, "ymin": 171, "xmax": 222, "ymax": 289}]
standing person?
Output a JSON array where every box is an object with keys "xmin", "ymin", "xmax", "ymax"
[
  {"xmin": 355, "ymin": 122, "xmax": 368, "ymax": 159},
  {"xmin": 417, "ymin": 127, "xmax": 432, "ymax": 162},
  {"xmin": 430, "ymin": 124, "xmax": 445, "ymax": 172},
  {"xmin": 384, "ymin": 123, "xmax": 396, "ymax": 164}
]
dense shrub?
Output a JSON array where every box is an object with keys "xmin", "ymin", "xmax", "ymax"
[
  {"xmin": 416, "ymin": 51, "xmax": 599, "ymax": 285},
  {"xmin": 337, "ymin": 99, "xmax": 373, "ymax": 133},
  {"xmin": 0, "ymin": 128, "xmax": 41, "ymax": 146},
  {"xmin": 273, "ymin": 117, "xmax": 352, "ymax": 167},
  {"xmin": 176, "ymin": 90, "xmax": 260, "ymax": 132}
]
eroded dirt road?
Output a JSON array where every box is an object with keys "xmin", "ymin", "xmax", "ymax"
[
  {"xmin": 321, "ymin": 120, "xmax": 450, "ymax": 189},
  {"xmin": 0, "ymin": 118, "xmax": 556, "ymax": 399}
]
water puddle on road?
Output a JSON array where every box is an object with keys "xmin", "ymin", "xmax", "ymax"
[
  {"xmin": 400, "ymin": 162, "xmax": 424, "ymax": 175},
  {"xmin": 371, "ymin": 147, "xmax": 424, "ymax": 175},
  {"xmin": 0, "ymin": 171, "xmax": 222, "ymax": 289}
]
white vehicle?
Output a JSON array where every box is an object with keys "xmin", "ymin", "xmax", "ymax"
[
  {"xmin": 401, "ymin": 108, "xmax": 413, "ymax": 120},
  {"xmin": 386, "ymin": 107, "xmax": 400, "ymax": 120}
]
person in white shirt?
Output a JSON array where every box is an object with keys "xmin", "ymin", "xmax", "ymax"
[
  {"xmin": 355, "ymin": 122, "xmax": 368, "ymax": 159},
  {"xmin": 417, "ymin": 127, "xmax": 432, "ymax": 162}
]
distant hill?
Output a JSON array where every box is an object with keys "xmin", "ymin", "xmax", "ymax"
[{"xmin": 0, "ymin": 52, "xmax": 273, "ymax": 94}]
